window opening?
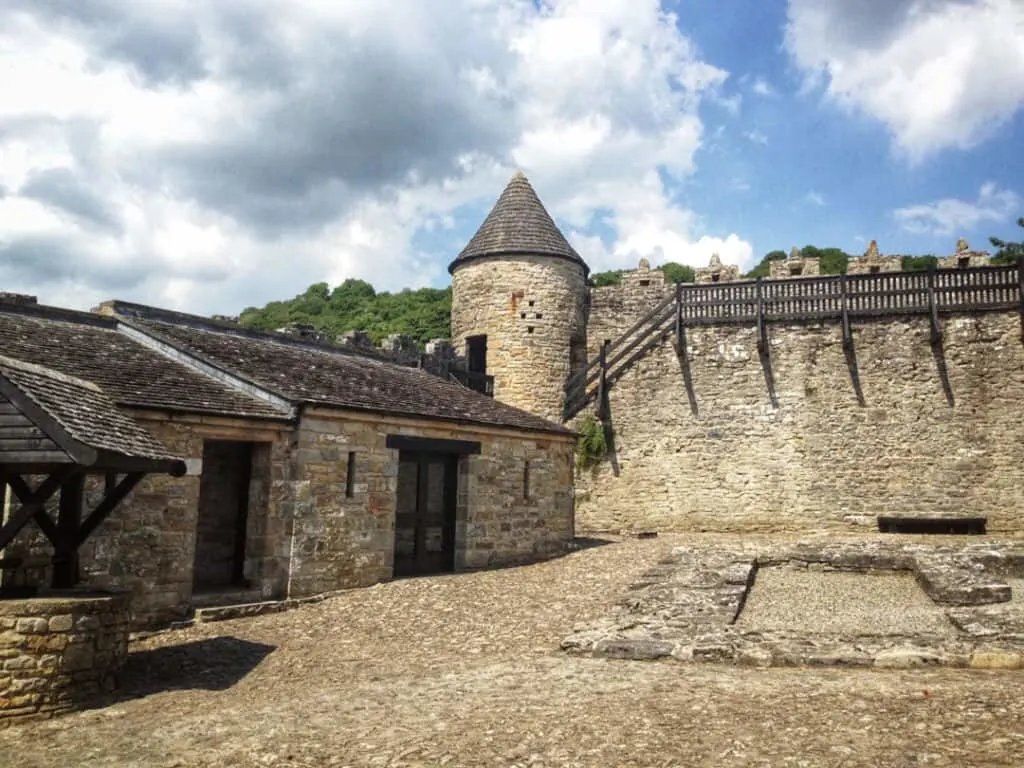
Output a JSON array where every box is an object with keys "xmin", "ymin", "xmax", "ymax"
[{"xmin": 346, "ymin": 451, "xmax": 356, "ymax": 498}]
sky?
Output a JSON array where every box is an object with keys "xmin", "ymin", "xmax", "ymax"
[{"xmin": 1, "ymin": 0, "xmax": 1023, "ymax": 316}]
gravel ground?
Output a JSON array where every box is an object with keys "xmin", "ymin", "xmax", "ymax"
[
  {"xmin": 3, "ymin": 534, "xmax": 1023, "ymax": 768},
  {"xmin": 736, "ymin": 567, "xmax": 956, "ymax": 636}
]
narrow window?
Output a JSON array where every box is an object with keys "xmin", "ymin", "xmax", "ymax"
[
  {"xmin": 711, "ymin": 273, "xmax": 721, "ymax": 282},
  {"xmin": 639, "ymin": 279, "xmax": 650, "ymax": 287},
  {"xmin": 345, "ymin": 451, "xmax": 356, "ymax": 498},
  {"xmin": 466, "ymin": 335, "xmax": 487, "ymax": 374},
  {"xmin": 523, "ymin": 460, "xmax": 530, "ymax": 501},
  {"xmin": 528, "ymin": 300, "xmax": 535, "ymax": 307},
  {"xmin": 869, "ymin": 265, "xmax": 881, "ymax": 274},
  {"xmin": 535, "ymin": 313, "xmax": 543, "ymax": 320},
  {"xmin": 527, "ymin": 326, "xmax": 534, "ymax": 334},
  {"xmin": 958, "ymin": 257, "xmax": 970, "ymax": 269}
]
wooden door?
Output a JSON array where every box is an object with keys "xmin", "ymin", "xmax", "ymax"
[{"xmin": 393, "ymin": 452, "xmax": 457, "ymax": 577}]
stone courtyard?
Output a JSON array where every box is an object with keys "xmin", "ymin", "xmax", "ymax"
[
  {"xmin": 564, "ymin": 539, "xmax": 1024, "ymax": 668},
  {"xmin": 3, "ymin": 534, "xmax": 1023, "ymax": 768}
]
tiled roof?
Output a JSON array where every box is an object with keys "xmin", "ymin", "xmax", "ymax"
[
  {"xmin": 0, "ymin": 355, "xmax": 184, "ymax": 466},
  {"xmin": 108, "ymin": 307, "xmax": 572, "ymax": 435},
  {"xmin": 0, "ymin": 303, "xmax": 291, "ymax": 420},
  {"xmin": 449, "ymin": 170, "xmax": 589, "ymax": 275}
]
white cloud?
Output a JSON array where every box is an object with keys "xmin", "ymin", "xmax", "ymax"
[
  {"xmin": 803, "ymin": 191, "xmax": 826, "ymax": 207},
  {"xmin": 751, "ymin": 77, "xmax": 776, "ymax": 97},
  {"xmin": 893, "ymin": 182, "xmax": 1020, "ymax": 235},
  {"xmin": 785, "ymin": 0, "xmax": 1024, "ymax": 160},
  {"xmin": 0, "ymin": 0, "xmax": 751, "ymax": 315},
  {"xmin": 744, "ymin": 130, "xmax": 769, "ymax": 145}
]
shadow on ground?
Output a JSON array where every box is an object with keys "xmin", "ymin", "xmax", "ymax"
[{"xmin": 109, "ymin": 636, "xmax": 276, "ymax": 703}]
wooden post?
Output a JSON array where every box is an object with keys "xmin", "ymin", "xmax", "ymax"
[
  {"xmin": 597, "ymin": 340, "xmax": 609, "ymax": 420},
  {"xmin": 53, "ymin": 473, "xmax": 85, "ymax": 589},
  {"xmin": 1018, "ymin": 256, "xmax": 1024, "ymax": 343},
  {"xmin": 674, "ymin": 282, "xmax": 683, "ymax": 352},
  {"xmin": 840, "ymin": 272, "xmax": 852, "ymax": 349},
  {"xmin": 928, "ymin": 264, "xmax": 942, "ymax": 346}
]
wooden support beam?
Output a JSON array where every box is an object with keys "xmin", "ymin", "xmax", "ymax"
[
  {"xmin": 0, "ymin": 468, "xmax": 77, "ymax": 551},
  {"xmin": 596, "ymin": 340, "xmax": 609, "ymax": 421},
  {"xmin": 53, "ymin": 474, "xmax": 85, "ymax": 588},
  {"xmin": 1018, "ymin": 256, "xmax": 1024, "ymax": 343},
  {"xmin": 755, "ymin": 278, "xmax": 769, "ymax": 355},
  {"xmin": 755, "ymin": 279, "xmax": 778, "ymax": 409},
  {"xmin": 5, "ymin": 475, "xmax": 61, "ymax": 547},
  {"xmin": 75, "ymin": 473, "xmax": 145, "ymax": 547},
  {"xmin": 928, "ymin": 266, "xmax": 943, "ymax": 346},
  {"xmin": 674, "ymin": 282, "xmax": 683, "ymax": 352},
  {"xmin": 840, "ymin": 273, "xmax": 853, "ymax": 350}
]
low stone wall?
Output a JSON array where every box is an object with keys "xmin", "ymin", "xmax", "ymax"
[{"xmin": 0, "ymin": 590, "xmax": 131, "ymax": 726}]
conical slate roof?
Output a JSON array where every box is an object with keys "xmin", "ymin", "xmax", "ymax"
[{"xmin": 448, "ymin": 171, "xmax": 589, "ymax": 275}]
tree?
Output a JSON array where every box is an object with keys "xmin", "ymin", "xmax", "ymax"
[
  {"xmin": 901, "ymin": 255, "xmax": 938, "ymax": 272},
  {"xmin": 660, "ymin": 262, "xmax": 695, "ymax": 284},
  {"xmin": 744, "ymin": 250, "xmax": 788, "ymax": 279},
  {"xmin": 990, "ymin": 217, "xmax": 1024, "ymax": 265}
]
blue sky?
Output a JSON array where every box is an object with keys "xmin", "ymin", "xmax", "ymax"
[{"xmin": 1, "ymin": 0, "xmax": 1022, "ymax": 313}]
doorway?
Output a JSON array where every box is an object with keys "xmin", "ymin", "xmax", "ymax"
[
  {"xmin": 393, "ymin": 451, "xmax": 458, "ymax": 578},
  {"xmin": 193, "ymin": 440, "xmax": 254, "ymax": 592}
]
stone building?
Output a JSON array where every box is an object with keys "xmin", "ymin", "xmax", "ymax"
[
  {"xmin": 939, "ymin": 238, "xmax": 990, "ymax": 269},
  {"xmin": 769, "ymin": 247, "xmax": 821, "ymax": 278},
  {"xmin": 694, "ymin": 253, "xmax": 740, "ymax": 283},
  {"xmin": 0, "ymin": 297, "xmax": 575, "ymax": 626},
  {"xmin": 449, "ymin": 170, "xmax": 589, "ymax": 424},
  {"xmin": 846, "ymin": 240, "xmax": 902, "ymax": 274}
]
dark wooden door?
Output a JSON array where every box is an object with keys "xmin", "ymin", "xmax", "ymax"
[{"xmin": 394, "ymin": 451, "xmax": 457, "ymax": 577}]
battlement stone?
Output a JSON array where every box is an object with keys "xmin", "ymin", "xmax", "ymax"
[
  {"xmin": 769, "ymin": 247, "xmax": 820, "ymax": 279},
  {"xmin": 695, "ymin": 253, "xmax": 740, "ymax": 284},
  {"xmin": 939, "ymin": 238, "xmax": 990, "ymax": 269},
  {"xmin": 846, "ymin": 240, "xmax": 903, "ymax": 274}
]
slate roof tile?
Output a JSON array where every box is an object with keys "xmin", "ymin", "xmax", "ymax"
[
  {"xmin": 0, "ymin": 355, "xmax": 183, "ymax": 463},
  {"xmin": 120, "ymin": 314, "xmax": 572, "ymax": 436},
  {"xmin": 0, "ymin": 305, "xmax": 290, "ymax": 420},
  {"xmin": 449, "ymin": 170, "xmax": 589, "ymax": 275}
]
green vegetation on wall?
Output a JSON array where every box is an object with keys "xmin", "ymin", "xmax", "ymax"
[{"xmin": 575, "ymin": 414, "xmax": 612, "ymax": 469}]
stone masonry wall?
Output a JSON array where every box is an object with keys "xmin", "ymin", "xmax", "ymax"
[
  {"xmin": 578, "ymin": 280, "xmax": 1024, "ymax": 534},
  {"xmin": 0, "ymin": 591, "xmax": 130, "ymax": 726},
  {"xmin": 451, "ymin": 255, "xmax": 587, "ymax": 423},
  {"xmin": 290, "ymin": 410, "xmax": 576, "ymax": 594},
  {"xmin": 77, "ymin": 415, "xmax": 294, "ymax": 627}
]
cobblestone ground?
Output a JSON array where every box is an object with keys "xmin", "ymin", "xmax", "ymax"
[{"xmin": 3, "ymin": 534, "xmax": 1023, "ymax": 768}]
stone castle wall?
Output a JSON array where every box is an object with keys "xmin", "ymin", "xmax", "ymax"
[
  {"xmin": 450, "ymin": 255, "xmax": 587, "ymax": 423},
  {"xmin": 576, "ymin": 274, "xmax": 1024, "ymax": 534},
  {"xmin": 291, "ymin": 410, "xmax": 576, "ymax": 594}
]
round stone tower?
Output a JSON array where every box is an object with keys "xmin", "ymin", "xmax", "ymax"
[{"xmin": 449, "ymin": 170, "xmax": 589, "ymax": 423}]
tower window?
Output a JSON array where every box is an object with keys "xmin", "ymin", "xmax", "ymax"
[
  {"xmin": 520, "ymin": 312, "xmax": 526, "ymax": 319},
  {"xmin": 527, "ymin": 326, "xmax": 534, "ymax": 334},
  {"xmin": 528, "ymin": 300, "xmax": 535, "ymax": 307},
  {"xmin": 639, "ymin": 279, "xmax": 650, "ymax": 287},
  {"xmin": 466, "ymin": 335, "xmax": 487, "ymax": 373},
  {"xmin": 869, "ymin": 265, "xmax": 881, "ymax": 274},
  {"xmin": 711, "ymin": 273, "xmax": 721, "ymax": 282},
  {"xmin": 535, "ymin": 313, "xmax": 543, "ymax": 320},
  {"xmin": 958, "ymin": 257, "xmax": 970, "ymax": 269},
  {"xmin": 523, "ymin": 460, "xmax": 531, "ymax": 500}
]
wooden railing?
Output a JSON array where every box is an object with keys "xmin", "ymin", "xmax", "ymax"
[
  {"xmin": 562, "ymin": 263, "xmax": 1024, "ymax": 421},
  {"xmin": 450, "ymin": 369, "xmax": 494, "ymax": 397}
]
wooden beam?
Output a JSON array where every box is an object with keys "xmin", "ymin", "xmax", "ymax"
[
  {"xmin": 928, "ymin": 266, "xmax": 942, "ymax": 346},
  {"xmin": 5, "ymin": 475, "xmax": 61, "ymax": 547},
  {"xmin": 74, "ymin": 472, "xmax": 146, "ymax": 547},
  {"xmin": 840, "ymin": 273, "xmax": 853, "ymax": 350},
  {"xmin": 0, "ymin": 467, "xmax": 78, "ymax": 550},
  {"xmin": 384, "ymin": 435, "xmax": 482, "ymax": 455},
  {"xmin": 1018, "ymin": 256, "xmax": 1024, "ymax": 344},
  {"xmin": 597, "ymin": 340, "xmax": 609, "ymax": 421},
  {"xmin": 53, "ymin": 474, "xmax": 85, "ymax": 588}
]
